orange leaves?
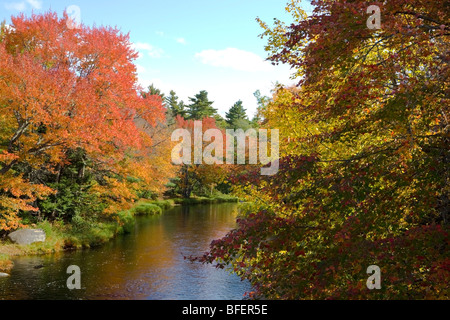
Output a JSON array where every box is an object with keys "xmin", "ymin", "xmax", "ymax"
[
  {"xmin": 0, "ymin": 11, "xmax": 169, "ymax": 230},
  {"xmin": 0, "ymin": 173, "xmax": 55, "ymax": 230},
  {"xmin": 0, "ymin": 151, "xmax": 18, "ymax": 163},
  {"xmin": 1, "ymin": 11, "xmax": 164, "ymax": 162},
  {"xmin": 0, "ymin": 174, "xmax": 54, "ymax": 200}
]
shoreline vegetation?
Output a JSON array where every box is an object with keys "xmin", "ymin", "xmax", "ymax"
[{"xmin": 0, "ymin": 195, "xmax": 239, "ymax": 273}]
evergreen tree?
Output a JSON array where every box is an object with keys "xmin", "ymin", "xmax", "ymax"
[
  {"xmin": 226, "ymin": 100, "xmax": 251, "ymax": 129},
  {"xmin": 146, "ymin": 83, "xmax": 165, "ymax": 100},
  {"xmin": 186, "ymin": 90, "xmax": 217, "ymax": 120},
  {"xmin": 0, "ymin": 20, "xmax": 6, "ymax": 38},
  {"xmin": 230, "ymin": 118, "xmax": 252, "ymax": 131},
  {"xmin": 213, "ymin": 114, "xmax": 228, "ymax": 130},
  {"xmin": 165, "ymin": 90, "xmax": 187, "ymax": 119},
  {"xmin": 226, "ymin": 100, "xmax": 248, "ymax": 125}
]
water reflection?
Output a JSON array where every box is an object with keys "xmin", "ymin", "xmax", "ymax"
[{"xmin": 0, "ymin": 203, "xmax": 251, "ymax": 300}]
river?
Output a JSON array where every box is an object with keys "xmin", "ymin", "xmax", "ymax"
[{"xmin": 0, "ymin": 203, "xmax": 251, "ymax": 300}]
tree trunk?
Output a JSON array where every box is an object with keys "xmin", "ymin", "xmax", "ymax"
[
  {"xmin": 183, "ymin": 165, "xmax": 191, "ymax": 198},
  {"xmin": 56, "ymin": 164, "xmax": 63, "ymax": 183},
  {"xmin": 77, "ymin": 156, "xmax": 86, "ymax": 183}
]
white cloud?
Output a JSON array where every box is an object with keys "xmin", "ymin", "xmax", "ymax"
[
  {"xmin": 26, "ymin": 0, "xmax": 42, "ymax": 9},
  {"xmin": 155, "ymin": 31, "xmax": 164, "ymax": 37},
  {"xmin": 176, "ymin": 37, "xmax": 187, "ymax": 45},
  {"xmin": 195, "ymin": 48, "xmax": 274, "ymax": 72},
  {"xmin": 131, "ymin": 42, "xmax": 164, "ymax": 59},
  {"xmin": 135, "ymin": 50, "xmax": 293, "ymax": 118},
  {"xmin": 135, "ymin": 63, "xmax": 147, "ymax": 74},
  {"xmin": 4, "ymin": 2, "xmax": 27, "ymax": 11},
  {"xmin": 4, "ymin": 0, "xmax": 42, "ymax": 11}
]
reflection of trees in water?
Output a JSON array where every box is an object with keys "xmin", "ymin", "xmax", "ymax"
[
  {"xmin": 168, "ymin": 204, "xmax": 241, "ymax": 257},
  {"xmin": 0, "ymin": 204, "xmax": 245, "ymax": 300}
]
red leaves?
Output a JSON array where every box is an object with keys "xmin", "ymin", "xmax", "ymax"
[
  {"xmin": 0, "ymin": 12, "xmax": 170, "ymax": 229},
  {"xmin": 295, "ymin": 250, "xmax": 305, "ymax": 257}
]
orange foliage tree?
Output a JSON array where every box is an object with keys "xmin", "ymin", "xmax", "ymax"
[
  {"xmin": 0, "ymin": 12, "xmax": 169, "ymax": 230},
  {"xmin": 172, "ymin": 116, "xmax": 230, "ymax": 198}
]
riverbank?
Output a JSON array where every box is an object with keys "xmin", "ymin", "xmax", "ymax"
[
  {"xmin": 172, "ymin": 194, "xmax": 239, "ymax": 206},
  {"xmin": 0, "ymin": 201, "xmax": 250, "ymax": 300},
  {"xmin": 0, "ymin": 196, "xmax": 239, "ymax": 273}
]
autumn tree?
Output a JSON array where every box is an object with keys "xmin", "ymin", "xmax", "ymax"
[
  {"xmin": 0, "ymin": 12, "xmax": 169, "ymax": 230},
  {"xmin": 251, "ymin": 90, "xmax": 271, "ymax": 126},
  {"xmin": 171, "ymin": 116, "xmax": 229, "ymax": 198},
  {"xmin": 199, "ymin": 0, "xmax": 449, "ymax": 299}
]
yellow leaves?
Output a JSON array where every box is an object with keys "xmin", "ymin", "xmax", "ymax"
[{"xmin": 285, "ymin": 0, "xmax": 308, "ymax": 20}]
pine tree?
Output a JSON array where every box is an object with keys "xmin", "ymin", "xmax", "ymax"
[
  {"xmin": 146, "ymin": 84, "xmax": 165, "ymax": 100},
  {"xmin": 165, "ymin": 90, "xmax": 187, "ymax": 119},
  {"xmin": 225, "ymin": 100, "xmax": 251, "ymax": 129},
  {"xmin": 186, "ymin": 90, "xmax": 217, "ymax": 120},
  {"xmin": 226, "ymin": 100, "xmax": 248, "ymax": 125}
]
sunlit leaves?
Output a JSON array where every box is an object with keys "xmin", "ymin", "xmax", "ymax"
[
  {"xmin": 202, "ymin": 0, "xmax": 449, "ymax": 299},
  {"xmin": 0, "ymin": 12, "xmax": 170, "ymax": 229}
]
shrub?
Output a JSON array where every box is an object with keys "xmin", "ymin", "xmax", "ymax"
[
  {"xmin": 132, "ymin": 203, "xmax": 162, "ymax": 216},
  {"xmin": 116, "ymin": 210, "xmax": 135, "ymax": 234},
  {"xmin": 152, "ymin": 200, "xmax": 173, "ymax": 210}
]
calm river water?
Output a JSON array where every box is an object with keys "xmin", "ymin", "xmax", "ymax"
[{"xmin": 0, "ymin": 203, "xmax": 251, "ymax": 300}]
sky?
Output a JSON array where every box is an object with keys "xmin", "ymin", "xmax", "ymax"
[{"xmin": 1, "ymin": 0, "xmax": 313, "ymax": 118}]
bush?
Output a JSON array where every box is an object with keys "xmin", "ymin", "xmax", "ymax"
[
  {"xmin": 152, "ymin": 200, "xmax": 174, "ymax": 210},
  {"xmin": 70, "ymin": 214, "xmax": 91, "ymax": 233},
  {"xmin": 131, "ymin": 203, "xmax": 162, "ymax": 216},
  {"xmin": 116, "ymin": 210, "xmax": 135, "ymax": 234},
  {"xmin": 136, "ymin": 189, "xmax": 158, "ymax": 200}
]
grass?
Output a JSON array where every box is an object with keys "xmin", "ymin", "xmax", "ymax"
[
  {"xmin": 131, "ymin": 202, "xmax": 163, "ymax": 216},
  {"xmin": 172, "ymin": 194, "xmax": 239, "ymax": 206},
  {"xmin": 0, "ymin": 220, "xmax": 67, "ymax": 272},
  {"xmin": 151, "ymin": 199, "xmax": 175, "ymax": 210},
  {"xmin": 0, "ymin": 253, "xmax": 13, "ymax": 273}
]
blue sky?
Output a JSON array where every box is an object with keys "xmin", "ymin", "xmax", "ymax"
[{"xmin": 1, "ymin": 0, "xmax": 313, "ymax": 118}]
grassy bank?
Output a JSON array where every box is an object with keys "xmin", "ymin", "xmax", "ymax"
[
  {"xmin": 0, "ymin": 200, "xmax": 169, "ymax": 273},
  {"xmin": 172, "ymin": 194, "xmax": 239, "ymax": 205},
  {"xmin": 0, "ymin": 196, "xmax": 239, "ymax": 272}
]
